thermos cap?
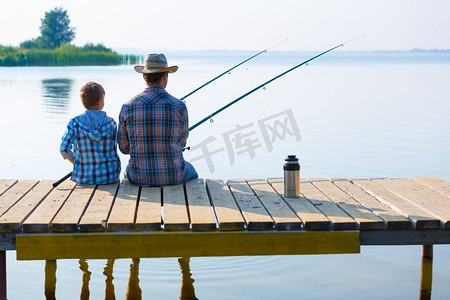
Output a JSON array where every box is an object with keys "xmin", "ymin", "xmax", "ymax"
[{"xmin": 284, "ymin": 155, "xmax": 300, "ymax": 171}]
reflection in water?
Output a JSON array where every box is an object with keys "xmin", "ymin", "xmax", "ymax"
[
  {"xmin": 41, "ymin": 78, "xmax": 73, "ymax": 115},
  {"xmin": 420, "ymin": 245, "xmax": 433, "ymax": 300},
  {"xmin": 126, "ymin": 258, "xmax": 142, "ymax": 300},
  {"xmin": 179, "ymin": 257, "xmax": 198, "ymax": 300},
  {"xmin": 44, "ymin": 257, "xmax": 197, "ymax": 299},
  {"xmin": 79, "ymin": 259, "xmax": 91, "ymax": 300},
  {"xmin": 104, "ymin": 259, "xmax": 115, "ymax": 300},
  {"xmin": 41, "ymin": 252, "xmax": 435, "ymax": 300},
  {"xmin": 44, "ymin": 260, "xmax": 57, "ymax": 300}
]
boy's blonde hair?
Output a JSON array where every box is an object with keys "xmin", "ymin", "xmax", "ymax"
[{"xmin": 80, "ymin": 82, "xmax": 105, "ymax": 109}]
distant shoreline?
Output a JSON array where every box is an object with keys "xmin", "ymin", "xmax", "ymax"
[
  {"xmin": 2, "ymin": 47, "xmax": 449, "ymax": 67},
  {"xmin": 0, "ymin": 44, "xmax": 143, "ymax": 67},
  {"xmin": 115, "ymin": 47, "xmax": 450, "ymax": 55}
]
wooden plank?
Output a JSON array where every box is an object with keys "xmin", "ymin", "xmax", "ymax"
[
  {"xmin": 360, "ymin": 229, "xmax": 450, "ymax": 245},
  {"xmin": 299, "ymin": 179, "xmax": 357, "ymax": 230},
  {"xmin": 206, "ymin": 179, "xmax": 245, "ymax": 231},
  {"xmin": 163, "ymin": 184, "xmax": 190, "ymax": 231},
  {"xmin": 413, "ymin": 177, "xmax": 450, "ymax": 198},
  {"xmin": 22, "ymin": 180, "xmax": 76, "ymax": 233},
  {"xmin": 79, "ymin": 183, "xmax": 119, "ymax": 232},
  {"xmin": 16, "ymin": 231, "xmax": 360, "ymax": 260},
  {"xmin": 0, "ymin": 180, "xmax": 38, "ymax": 216},
  {"xmin": 332, "ymin": 178, "xmax": 412, "ymax": 230},
  {"xmin": 107, "ymin": 180, "xmax": 139, "ymax": 231},
  {"xmin": 247, "ymin": 179, "xmax": 302, "ymax": 231},
  {"xmin": 386, "ymin": 178, "xmax": 450, "ymax": 229},
  {"xmin": 369, "ymin": 178, "xmax": 443, "ymax": 229},
  {"xmin": 403, "ymin": 178, "xmax": 450, "ymax": 206},
  {"xmin": 185, "ymin": 179, "xmax": 217, "ymax": 231},
  {"xmin": 268, "ymin": 178, "xmax": 331, "ymax": 231},
  {"xmin": 51, "ymin": 184, "xmax": 96, "ymax": 232},
  {"xmin": 352, "ymin": 179, "xmax": 441, "ymax": 229},
  {"xmin": 0, "ymin": 180, "xmax": 53, "ymax": 233},
  {"xmin": 0, "ymin": 180, "xmax": 17, "ymax": 196},
  {"xmin": 310, "ymin": 179, "xmax": 385, "ymax": 230},
  {"xmin": 227, "ymin": 179, "xmax": 274, "ymax": 231},
  {"xmin": 135, "ymin": 186, "xmax": 161, "ymax": 231}
]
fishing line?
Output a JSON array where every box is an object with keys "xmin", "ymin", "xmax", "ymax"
[
  {"xmin": 180, "ymin": 39, "xmax": 288, "ymax": 102},
  {"xmin": 188, "ymin": 35, "xmax": 365, "ymax": 131}
]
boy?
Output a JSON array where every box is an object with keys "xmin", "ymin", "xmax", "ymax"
[{"xmin": 60, "ymin": 82, "xmax": 121, "ymax": 184}]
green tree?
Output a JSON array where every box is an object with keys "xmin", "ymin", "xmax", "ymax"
[
  {"xmin": 20, "ymin": 37, "xmax": 44, "ymax": 49},
  {"xmin": 82, "ymin": 43, "xmax": 111, "ymax": 52},
  {"xmin": 40, "ymin": 7, "xmax": 75, "ymax": 49}
]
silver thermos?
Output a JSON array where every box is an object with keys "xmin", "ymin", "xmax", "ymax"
[{"xmin": 284, "ymin": 155, "xmax": 300, "ymax": 198}]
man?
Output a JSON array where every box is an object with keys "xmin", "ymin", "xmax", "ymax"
[{"xmin": 118, "ymin": 53, "xmax": 198, "ymax": 186}]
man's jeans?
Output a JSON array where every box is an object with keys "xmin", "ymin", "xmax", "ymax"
[
  {"xmin": 183, "ymin": 161, "xmax": 198, "ymax": 182},
  {"xmin": 125, "ymin": 161, "xmax": 198, "ymax": 185}
]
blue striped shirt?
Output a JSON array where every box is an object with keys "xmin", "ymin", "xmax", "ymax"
[{"xmin": 60, "ymin": 110, "xmax": 121, "ymax": 184}]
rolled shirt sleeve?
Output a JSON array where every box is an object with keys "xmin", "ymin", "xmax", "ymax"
[
  {"xmin": 118, "ymin": 104, "xmax": 130, "ymax": 154},
  {"xmin": 177, "ymin": 102, "xmax": 189, "ymax": 148},
  {"xmin": 60, "ymin": 121, "xmax": 75, "ymax": 160}
]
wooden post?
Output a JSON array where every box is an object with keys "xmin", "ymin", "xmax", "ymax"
[
  {"xmin": 0, "ymin": 251, "xmax": 6, "ymax": 300},
  {"xmin": 420, "ymin": 244, "xmax": 433, "ymax": 300}
]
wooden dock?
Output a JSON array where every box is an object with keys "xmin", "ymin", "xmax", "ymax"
[
  {"xmin": 0, "ymin": 176, "xmax": 449, "ymax": 299},
  {"xmin": 0, "ymin": 176, "xmax": 448, "ymax": 260}
]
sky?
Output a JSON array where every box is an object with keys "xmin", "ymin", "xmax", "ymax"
[{"xmin": 1, "ymin": 0, "xmax": 449, "ymax": 52}]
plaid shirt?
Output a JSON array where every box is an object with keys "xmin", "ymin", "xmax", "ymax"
[
  {"xmin": 60, "ymin": 111, "xmax": 121, "ymax": 184},
  {"xmin": 118, "ymin": 86, "xmax": 188, "ymax": 186}
]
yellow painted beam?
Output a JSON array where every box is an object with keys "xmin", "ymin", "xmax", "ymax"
[{"xmin": 16, "ymin": 231, "xmax": 360, "ymax": 260}]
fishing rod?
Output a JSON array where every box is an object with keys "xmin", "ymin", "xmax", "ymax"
[
  {"xmin": 188, "ymin": 35, "xmax": 364, "ymax": 131},
  {"xmin": 52, "ymin": 171, "xmax": 72, "ymax": 187},
  {"xmin": 180, "ymin": 39, "xmax": 288, "ymax": 102},
  {"xmin": 52, "ymin": 37, "xmax": 361, "ymax": 187},
  {"xmin": 52, "ymin": 147, "xmax": 192, "ymax": 187},
  {"xmin": 52, "ymin": 41, "xmax": 287, "ymax": 187}
]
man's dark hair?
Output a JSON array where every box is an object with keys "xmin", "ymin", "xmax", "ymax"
[{"xmin": 143, "ymin": 72, "xmax": 166, "ymax": 84}]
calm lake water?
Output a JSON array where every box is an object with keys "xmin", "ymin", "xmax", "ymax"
[{"xmin": 1, "ymin": 50, "xmax": 450, "ymax": 299}]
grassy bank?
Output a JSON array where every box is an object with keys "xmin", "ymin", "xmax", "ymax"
[{"xmin": 0, "ymin": 44, "xmax": 142, "ymax": 66}]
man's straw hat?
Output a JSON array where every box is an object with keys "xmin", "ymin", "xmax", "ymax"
[{"xmin": 134, "ymin": 53, "xmax": 178, "ymax": 74}]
